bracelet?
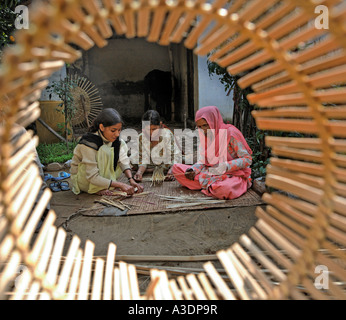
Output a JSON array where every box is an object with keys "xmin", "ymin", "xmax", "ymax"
[{"xmin": 128, "ymin": 176, "xmax": 134, "ymax": 181}]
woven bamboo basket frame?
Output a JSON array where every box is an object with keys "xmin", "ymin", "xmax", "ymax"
[{"xmin": 0, "ymin": 0, "xmax": 345, "ymax": 300}]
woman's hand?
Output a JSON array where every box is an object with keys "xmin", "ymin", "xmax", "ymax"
[
  {"xmin": 185, "ymin": 168, "xmax": 196, "ymax": 181},
  {"xmin": 133, "ymin": 171, "xmax": 143, "ymax": 182},
  {"xmin": 119, "ymin": 182, "xmax": 135, "ymax": 195},
  {"xmin": 129, "ymin": 178, "xmax": 144, "ymax": 193},
  {"xmin": 165, "ymin": 167, "xmax": 175, "ymax": 181},
  {"xmin": 134, "ymin": 167, "xmax": 146, "ymax": 182}
]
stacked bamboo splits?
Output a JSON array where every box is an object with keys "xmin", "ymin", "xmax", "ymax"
[{"xmin": 0, "ymin": 0, "xmax": 345, "ymax": 300}]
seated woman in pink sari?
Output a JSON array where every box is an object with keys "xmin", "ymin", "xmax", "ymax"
[{"xmin": 172, "ymin": 106, "xmax": 252, "ymax": 200}]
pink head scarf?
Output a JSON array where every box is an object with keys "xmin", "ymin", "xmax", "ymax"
[{"xmin": 195, "ymin": 106, "xmax": 252, "ymax": 165}]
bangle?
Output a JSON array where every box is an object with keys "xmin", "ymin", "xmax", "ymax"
[{"xmin": 128, "ymin": 177, "xmax": 133, "ymax": 181}]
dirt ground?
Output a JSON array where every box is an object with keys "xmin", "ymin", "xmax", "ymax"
[{"xmin": 42, "ymin": 170, "xmax": 263, "ymax": 294}]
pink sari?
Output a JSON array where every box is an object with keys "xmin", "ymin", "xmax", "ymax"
[{"xmin": 173, "ymin": 106, "xmax": 253, "ymax": 200}]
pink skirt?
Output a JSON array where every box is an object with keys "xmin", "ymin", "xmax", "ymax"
[{"xmin": 172, "ymin": 163, "xmax": 250, "ymax": 200}]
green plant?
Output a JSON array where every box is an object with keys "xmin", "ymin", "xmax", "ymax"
[
  {"xmin": 46, "ymin": 76, "xmax": 78, "ymax": 146},
  {"xmin": 37, "ymin": 141, "xmax": 77, "ymax": 165},
  {"xmin": 0, "ymin": 0, "xmax": 23, "ymax": 50}
]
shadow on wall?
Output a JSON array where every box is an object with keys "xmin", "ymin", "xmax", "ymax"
[{"xmin": 144, "ymin": 69, "xmax": 176, "ymax": 122}]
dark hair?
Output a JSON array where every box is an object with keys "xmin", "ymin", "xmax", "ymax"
[
  {"xmin": 89, "ymin": 108, "xmax": 123, "ymax": 132},
  {"xmin": 142, "ymin": 110, "xmax": 161, "ymax": 126}
]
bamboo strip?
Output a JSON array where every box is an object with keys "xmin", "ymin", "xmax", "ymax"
[
  {"xmin": 265, "ymin": 136, "xmax": 323, "ymax": 150},
  {"xmin": 177, "ymin": 275, "xmax": 194, "ymax": 300},
  {"xmin": 0, "ymin": 217, "xmax": 9, "ymax": 246},
  {"xmin": 44, "ymin": 228, "xmax": 66, "ymax": 290},
  {"xmin": 270, "ymin": 146, "xmax": 323, "ymax": 164},
  {"xmin": 316, "ymin": 253, "xmax": 346, "ymax": 285},
  {"xmin": 15, "ymin": 102, "xmax": 40, "ymax": 128},
  {"xmin": 265, "ymin": 205, "xmax": 310, "ymax": 245},
  {"xmin": 184, "ymin": 15, "xmax": 214, "ymax": 50},
  {"xmin": 34, "ymin": 226, "xmax": 57, "ymax": 281},
  {"xmin": 3, "ymin": 162, "xmax": 33, "ymax": 207},
  {"xmin": 144, "ymin": 275, "xmax": 159, "ymax": 300},
  {"xmin": 8, "ymin": 136, "xmax": 38, "ymax": 170},
  {"xmin": 54, "ymin": 235, "xmax": 81, "ymax": 299},
  {"xmin": 66, "ymin": 249, "xmax": 83, "ymax": 300},
  {"xmin": 10, "ymin": 264, "xmax": 32, "ymax": 300},
  {"xmin": 329, "ymin": 213, "xmax": 346, "ymax": 233},
  {"xmin": 226, "ymin": 48, "xmax": 272, "ymax": 74},
  {"xmin": 11, "ymin": 175, "xmax": 42, "ymax": 236},
  {"xmin": 249, "ymin": 52, "xmax": 346, "ymax": 92},
  {"xmin": 82, "ymin": 0, "xmax": 113, "ymax": 39},
  {"xmin": 91, "ymin": 258, "xmax": 105, "ymax": 300},
  {"xmin": 267, "ymin": 164, "xmax": 324, "ymax": 190},
  {"xmin": 249, "ymin": 226, "xmax": 293, "ymax": 270},
  {"xmin": 194, "ymin": 25, "xmax": 237, "ymax": 56},
  {"xmin": 203, "ymin": 261, "xmax": 235, "ymax": 300},
  {"xmin": 147, "ymin": 7, "xmax": 167, "ymax": 43},
  {"xmin": 119, "ymin": 261, "xmax": 131, "ymax": 300},
  {"xmin": 225, "ymin": 248, "xmax": 268, "ymax": 300},
  {"xmin": 78, "ymin": 240, "xmax": 95, "ymax": 300},
  {"xmin": 217, "ymin": 40, "xmax": 258, "ymax": 68},
  {"xmin": 103, "ymin": 0, "xmax": 127, "ymax": 35},
  {"xmin": 186, "ymin": 273, "xmax": 207, "ymax": 300},
  {"xmin": 103, "ymin": 243, "xmax": 116, "ymax": 300},
  {"xmin": 0, "ymin": 235, "xmax": 14, "ymax": 265},
  {"xmin": 237, "ymin": 60, "xmax": 283, "ymax": 90},
  {"xmin": 217, "ymin": 250, "xmax": 251, "ymax": 300},
  {"xmin": 313, "ymin": 270, "xmax": 345, "ymax": 300},
  {"xmin": 26, "ymin": 211, "xmax": 56, "ymax": 266},
  {"xmin": 209, "ymin": 0, "xmax": 294, "ymax": 62},
  {"xmin": 302, "ymin": 277, "xmax": 332, "ymax": 300},
  {"xmin": 197, "ymin": 272, "xmax": 219, "ymax": 300},
  {"xmin": 123, "ymin": 3, "xmax": 137, "ymax": 38},
  {"xmin": 238, "ymin": 0, "xmax": 278, "ymax": 22},
  {"xmin": 81, "ymin": 20, "xmax": 108, "ymax": 48},
  {"xmin": 113, "ymin": 267, "xmax": 121, "ymax": 300},
  {"xmin": 333, "ymin": 154, "xmax": 346, "ymax": 169},
  {"xmin": 52, "ymin": 18, "xmax": 96, "ymax": 50},
  {"xmin": 129, "ymin": 263, "xmax": 226, "ymax": 277},
  {"xmin": 255, "ymin": 118, "xmax": 318, "ymax": 134},
  {"xmin": 327, "ymin": 225, "xmax": 346, "ymax": 247},
  {"xmin": 150, "ymin": 269, "xmax": 163, "ymax": 299},
  {"xmin": 159, "ymin": 6, "xmax": 184, "ymax": 45},
  {"xmin": 230, "ymin": 35, "xmax": 340, "ymax": 76},
  {"xmin": 255, "ymin": 210, "xmax": 302, "ymax": 260},
  {"xmin": 128, "ymin": 264, "xmax": 141, "ymax": 300},
  {"xmin": 157, "ymin": 270, "xmax": 174, "ymax": 300},
  {"xmin": 264, "ymin": 193, "xmax": 315, "ymax": 228},
  {"xmin": 137, "ymin": 6, "xmax": 150, "ymax": 37},
  {"xmin": 0, "ymin": 251, "xmax": 21, "ymax": 300},
  {"xmin": 256, "ymin": 207, "xmax": 316, "ymax": 265},
  {"xmin": 266, "ymin": 10, "xmax": 312, "ymax": 42},
  {"xmin": 240, "ymin": 234, "xmax": 287, "ymax": 282},
  {"xmin": 185, "ymin": 0, "xmax": 229, "ymax": 49},
  {"xmin": 207, "ymin": 33, "xmax": 242, "ymax": 62},
  {"xmin": 26, "ymin": 281, "xmax": 40, "ymax": 300},
  {"xmin": 254, "ymin": 92, "xmax": 346, "ymax": 110},
  {"xmin": 169, "ymin": 279, "xmax": 183, "ymax": 300},
  {"xmin": 114, "ymin": 254, "xmax": 218, "ymax": 262},
  {"xmin": 198, "ymin": 21, "xmax": 222, "ymax": 45},
  {"xmin": 170, "ymin": 11, "xmax": 197, "ymax": 43}
]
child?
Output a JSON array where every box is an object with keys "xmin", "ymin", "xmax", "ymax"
[
  {"xmin": 172, "ymin": 106, "xmax": 252, "ymax": 200},
  {"xmin": 132, "ymin": 110, "xmax": 180, "ymax": 182},
  {"xmin": 70, "ymin": 108, "xmax": 144, "ymax": 196}
]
